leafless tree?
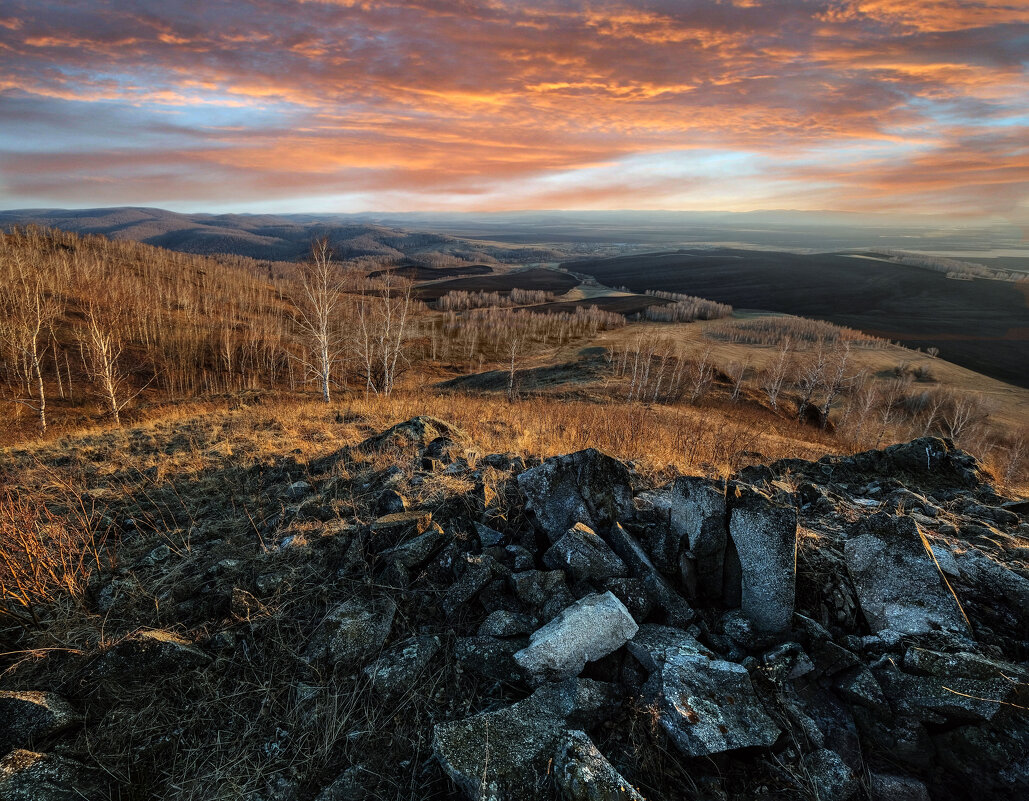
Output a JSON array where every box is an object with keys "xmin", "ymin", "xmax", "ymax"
[
  {"xmin": 727, "ymin": 360, "xmax": 748, "ymax": 402},
  {"xmin": 943, "ymin": 391, "xmax": 990, "ymax": 442},
  {"xmin": 79, "ymin": 303, "xmax": 144, "ymax": 425},
  {"xmin": 0, "ymin": 264, "xmax": 63, "ymax": 432},
  {"xmin": 818, "ymin": 340, "xmax": 851, "ymax": 427},
  {"xmin": 795, "ymin": 340, "xmax": 829, "ymax": 422},
  {"xmin": 761, "ymin": 337, "xmax": 794, "ymax": 410},
  {"xmin": 295, "ymin": 239, "xmax": 345, "ymax": 403}
]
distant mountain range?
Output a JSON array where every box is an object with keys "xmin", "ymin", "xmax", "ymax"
[{"xmin": 2, "ymin": 206, "xmax": 1024, "ymax": 264}]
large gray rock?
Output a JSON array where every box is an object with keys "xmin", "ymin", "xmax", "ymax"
[
  {"xmin": 644, "ymin": 649, "xmax": 780, "ymax": 757},
  {"xmin": 514, "ymin": 592, "xmax": 638, "ymax": 680},
  {"xmin": 433, "ymin": 679, "xmax": 618, "ymax": 801},
  {"xmin": 727, "ymin": 485, "xmax": 797, "ymax": 635},
  {"xmin": 554, "ymin": 730, "xmax": 645, "ymax": 801},
  {"xmin": 669, "ymin": 476, "xmax": 728, "ymax": 599},
  {"xmin": 543, "ymin": 523, "xmax": 628, "ymax": 583},
  {"xmin": 0, "ymin": 692, "xmax": 79, "ymax": 754},
  {"xmin": 307, "ymin": 597, "xmax": 396, "ymax": 667},
  {"xmin": 517, "ymin": 449, "xmax": 633, "ymax": 541},
  {"xmin": 0, "ymin": 750, "xmax": 104, "ymax": 801},
  {"xmin": 844, "ymin": 513, "xmax": 969, "ymax": 638},
  {"xmin": 363, "ymin": 635, "xmax": 441, "ymax": 698}
]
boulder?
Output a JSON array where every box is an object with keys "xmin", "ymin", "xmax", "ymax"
[
  {"xmin": 0, "ymin": 750, "xmax": 103, "ymax": 801},
  {"xmin": 726, "ymin": 485, "xmax": 797, "ymax": 635},
  {"xmin": 363, "ymin": 635, "xmax": 441, "ymax": 698},
  {"xmin": 444, "ymin": 554, "xmax": 505, "ymax": 617},
  {"xmin": 517, "ymin": 449, "xmax": 633, "ymax": 541},
  {"xmin": 374, "ymin": 489, "xmax": 408, "ymax": 516},
  {"xmin": 669, "ymin": 476, "xmax": 728, "ymax": 598},
  {"xmin": 514, "ymin": 592, "xmax": 639, "ymax": 680},
  {"xmin": 473, "ymin": 521, "xmax": 506, "ymax": 548},
  {"xmin": 844, "ymin": 513, "xmax": 969, "ymax": 638},
  {"xmin": 543, "ymin": 523, "xmax": 628, "ymax": 583},
  {"xmin": 554, "ymin": 729, "xmax": 645, "ymax": 801},
  {"xmin": 0, "ymin": 692, "xmax": 79, "ymax": 754},
  {"xmin": 357, "ymin": 416, "xmax": 464, "ymax": 454},
  {"xmin": 644, "ymin": 649, "xmax": 780, "ymax": 757},
  {"xmin": 433, "ymin": 679, "xmax": 618, "ymax": 801},
  {"xmin": 308, "ymin": 597, "xmax": 396, "ymax": 667}
]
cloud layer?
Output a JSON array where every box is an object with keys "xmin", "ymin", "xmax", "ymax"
[{"xmin": 1, "ymin": 0, "xmax": 1026, "ymax": 217}]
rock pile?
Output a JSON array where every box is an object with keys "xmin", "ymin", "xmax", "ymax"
[{"xmin": 2, "ymin": 421, "xmax": 1026, "ymax": 801}]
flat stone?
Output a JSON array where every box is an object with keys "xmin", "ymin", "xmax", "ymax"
[
  {"xmin": 554, "ymin": 730, "xmax": 645, "ymax": 801},
  {"xmin": 514, "ymin": 592, "xmax": 638, "ymax": 680},
  {"xmin": 0, "ymin": 692, "xmax": 79, "ymax": 754},
  {"xmin": 645, "ymin": 649, "xmax": 780, "ymax": 757},
  {"xmin": 516, "ymin": 449, "xmax": 633, "ymax": 542},
  {"xmin": 727, "ymin": 484, "xmax": 797, "ymax": 635},
  {"xmin": 669, "ymin": 476, "xmax": 728, "ymax": 598},
  {"xmin": 876, "ymin": 667, "xmax": 1015, "ymax": 723},
  {"xmin": 543, "ymin": 523, "xmax": 628, "ymax": 583},
  {"xmin": 433, "ymin": 679, "xmax": 618, "ymax": 801},
  {"xmin": 363, "ymin": 635, "xmax": 441, "ymax": 698},
  {"xmin": 626, "ymin": 624, "xmax": 715, "ymax": 672},
  {"xmin": 308, "ymin": 597, "xmax": 396, "ymax": 667},
  {"xmin": 844, "ymin": 513, "xmax": 969, "ymax": 638}
]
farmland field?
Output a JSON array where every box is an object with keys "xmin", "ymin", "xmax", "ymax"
[{"xmin": 567, "ymin": 249, "xmax": 1029, "ymax": 387}]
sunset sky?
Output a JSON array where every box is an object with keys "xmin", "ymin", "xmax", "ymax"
[{"xmin": 1, "ymin": 1, "xmax": 1027, "ymax": 219}]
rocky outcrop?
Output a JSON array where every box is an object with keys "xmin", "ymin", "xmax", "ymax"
[
  {"xmin": 517, "ymin": 448, "xmax": 634, "ymax": 541},
  {"xmin": 9, "ymin": 417, "xmax": 1026, "ymax": 801}
]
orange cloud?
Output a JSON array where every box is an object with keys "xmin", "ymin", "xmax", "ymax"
[{"xmin": 0, "ymin": 0, "xmax": 1024, "ymax": 218}]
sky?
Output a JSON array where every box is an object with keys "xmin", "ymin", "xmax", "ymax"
[{"xmin": 0, "ymin": 1, "xmax": 1027, "ymax": 220}]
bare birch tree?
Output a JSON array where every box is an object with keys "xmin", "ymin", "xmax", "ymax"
[{"xmin": 295, "ymin": 239, "xmax": 345, "ymax": 403}]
